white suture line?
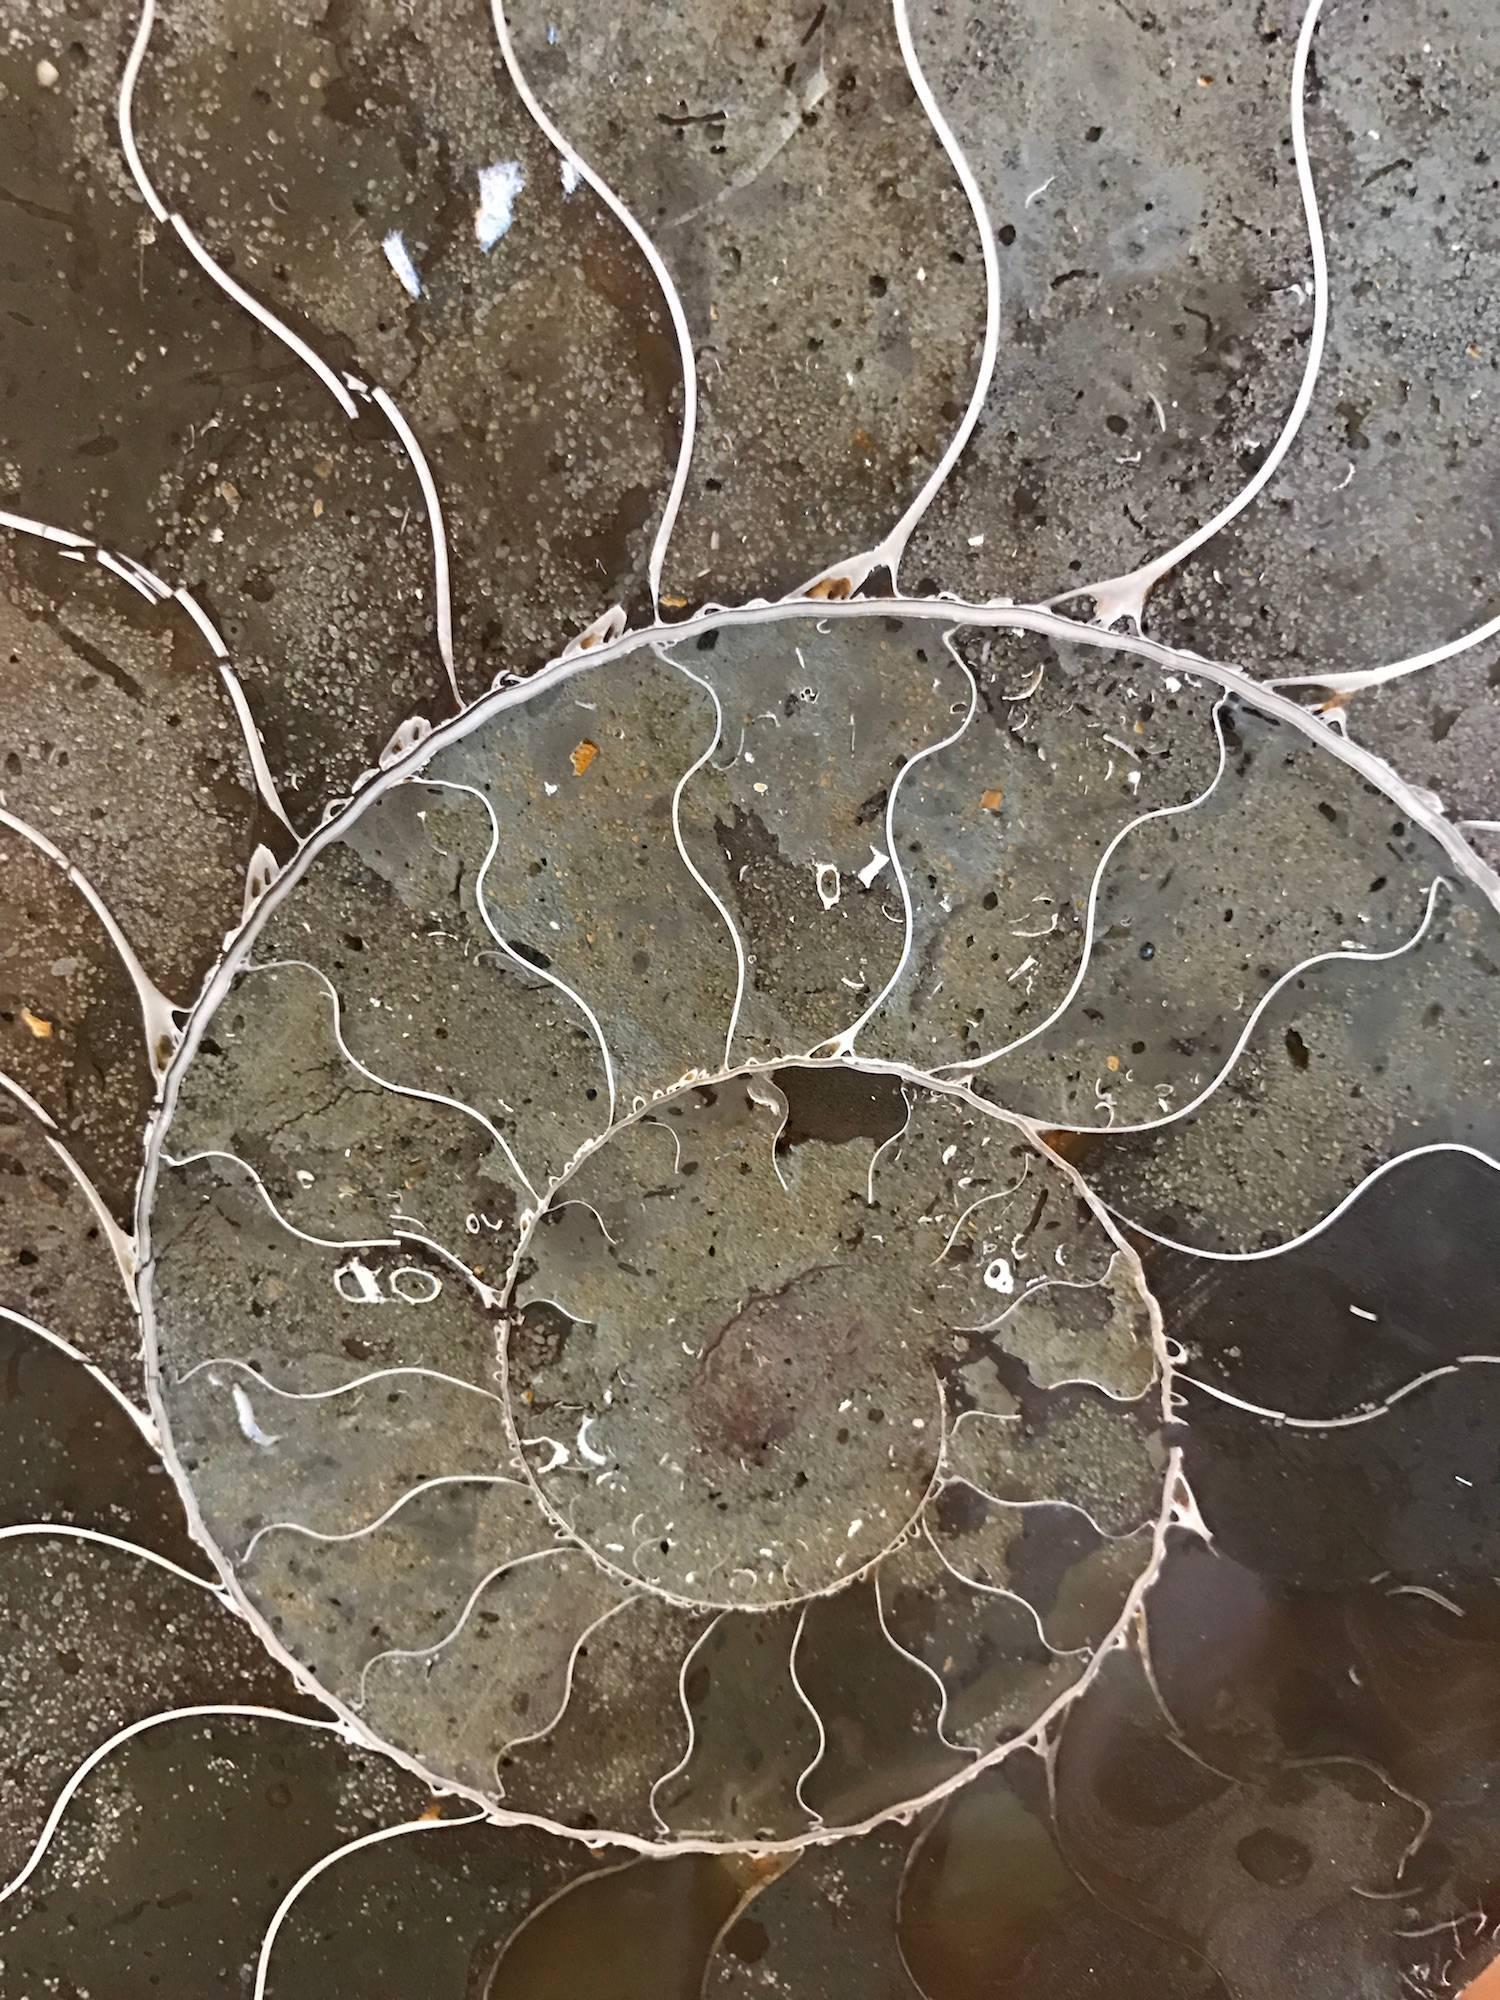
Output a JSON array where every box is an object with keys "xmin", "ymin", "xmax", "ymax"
[
  {"xmin": 1116, "ymin": 1142, "xmax": 1500, "ymax": 1265},
  {"xmin": 919, "ymin": 1519, "xmax": 1087, "ymax": 1658},
  {"xmin": 162, "ymin": 1144, "xmax": 405, "ymax": 1252},
  {"xmin": 414, "ymin": 778, "xmax": 618, "ymax": 1129},
  {"xmin": 873, "ymin": 1566, "xmax": 978, "ymax": 1759},
  {"xmin": 93, "ymin": 546, "xmax": 158, "ymax": 603},
  {"xmin": 370, "ymin": 388, "xmax": 459, "ymax": 708},
  {"xmin": 1284, "ymin": 1752, "xmax": 1432, "ymax": 1879},
  {"xmin": 939, "ymin": 1474, "xmax": 1144, "ymax": 1545},
  {"xmin": 826, "ymin": 634, "xmax": 978, "ymax": 1053},
  {"xmin": 175, "ymin": 1352, "xmax": 505, "ymax": 1405},
  {"xmin": 1131, "ymin": 1601, "xmax": 1243, "ymax": 1791},
  {"xmin": 3, "ymin": 504, "xmax": 293, "ymax": 834},
  {"xmin": 515, "ymin": 1290, "xmax": 595, "ymax": 1328},
  {"xmin": 251, "ymin": 1807, "xmax": 489, "ymax": 1999},
  {"xmin": 0, "ymin": 1308, "xmax": 158, "ymax": 1450},
  {"xmin": 789, "ymin": 1605, "xmax": 828, "ymax": 1825},
  {"xmin": 246, "ymin": 957, "xmax": 538, "ymax": 1201},
  {"xmin": 0, "ymin": 1522, "xmax": 224, "ymax": 1600},
  {"xmin": 218, "ymin": 665, "xmax": 297, "ymax": 833},
  {"xmin": 492, "ymin": 1595, "xmax": 637, "ymax": 1779},
  {"xmin": 746, "ymin": 1070, "xmax": 791, "ymax": 1192},
  {"xmin": 945, "ymin": 700, "xmax": 1231, "ymax": 1077},
  {"xmin": 0, "ymin": 803, "xmax": 180, "ymax": 1065},
  {"xmin": 1176, "ymin": 1355, "xmax": 1500, "ymax": 1431},
  {"xmin": 853, "ymin": 0, "xmax": 1001, "ymax": 592},
  {"xmin": 952, "ymin": 1259, "xmax": 1117, "ymax": 1338},
  {"xmin": 167, "ymin": 212, "xmax": 360, "ymax": 420},
  {"xmin": 0, "ymin": 1702, "xmax": 347, "ymax": 1910},
  {"xmin": 639, "ymin": 1115, "xmax": 685, "ymax": 1176},
  {"xmin": 0, "ymin": 1069, "xmax": 138, "ymax": 1291},
  {"xmin": 121, "ymin": 1, "xmax": 469, "ymax": 705},
  {"xmin": 489, "ymin": 0, "xmax": 696, "ymax": 613},
  {"xmin": 945, "ymin": 1406, "xmax": 1019, "ymax": 1433},
  {"xmin": 930, "ymin": 1163, "xmax": 1030, "ymax": 1266},
  {"xmin": 657, "ymin": 650, "xmax": 749, "ymax": 1067},
  {"xmin": 1386, "ymin": 1583, "xmax": 1465, "ymax": 1619},
  {"xmin": 0, "ymin": 507, "xmax": 92, "ymax": 548},
  {"xmin": 1269, "ymin": 606, "xmax": 1500, "ymax": 695},
  {"xmin": 647, "ymin": 1610, "xmax": 725, "ymax": 1834},
  {"xmin": 1037, "ymin": 875, "xmax": 1448, "ymax": 1140},
  {"xmin": 1046, "ymin": 0, "xmax": 1329, "ymax": 628},
  {"xmin": 116, "ymin": 550, "xmax": 173, "ymax": 599},
  {"xmin": 173, "ymin": 587, "xmax": 297, "ymax": 832},
  {"xmin": 117, "ymin": 0, "xmax": 167, "ymax": 224},
  {"xmin": 355, "ymin": 1545, "xmax": 575, "ymax": 1708},
  {"xmin": 865, "ymin": 1089, "xmax": 916, "ymax": 1206},
  {"xmin": 240, "ymin": 1473, "xmax": 525, "ymax": 1563},
  {"xmin": 545, "ymin": 1198, "xmax": 619, "ymax": 1245}
]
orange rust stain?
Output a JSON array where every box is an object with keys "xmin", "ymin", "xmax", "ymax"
[{"xmin": 980, "ymin": 789, "xmax": 1004, "ymax": 813}]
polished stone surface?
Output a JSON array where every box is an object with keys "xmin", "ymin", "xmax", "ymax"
[{"xmin": 2, "ymin": 0, "xmax": 1499, "ymax": 1991}]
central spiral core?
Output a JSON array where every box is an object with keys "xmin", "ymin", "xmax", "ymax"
[{"xmin": 504, "ymin": 1066, "xmax": 949, "ymax": 1608}]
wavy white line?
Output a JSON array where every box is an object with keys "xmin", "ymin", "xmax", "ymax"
[
  {"xmin": 416, "ymin": 777, "xmax": 619, "ymax": 1131},
  {"xmin": 919, "ymin": 1518, "xmax": 1088, "ymax": 1659},
  {"xmin": 168, "ymin": 212, "xmax": 359, "ymax": 420},
  {"xmin": 0, "ymin": 1521, "xmax": 223, "ymax": 1597},
  {"xmin": 245, "ymin": 956, "xmax": 537, "ymax": 1200},
  {"xmin": 825, "ymin": 633, "xmax": 979, "ymax": 1053},
  {"xmin": 4, "ymin": 507, "xmax": 293, "ymax": 833},
  {"xmin": 944, "ymin": 700, "xmax": 1231, "ymax": 1076},
  {"xmin": 1270, "ymin": 605, "xmax": 1500, "ymax": 695},
  {"xmin": 0, "ymin": 1701, "xmax": 347, "ymax": 1909},
  {"xmin": 163, "ymin": 1144, "xmax": 403, "ymax": 1252},
  {"xmin": 492, "ymin": 1594, "xmax": 637, "ymax": 1779},
  {"xmin": 369, "ymin": 387, "xmax": 460, "ymax": 708},
  {"xmin": 240, "ymin": 1472, "xmax": 524, "ymax": 1564},
  {"xmin": 355, "ymin": 1545, "xmax": 573, "ymax": 1708},
  {"xmin": 647, "ymin": 1609, "xmax": 725, "ymax": 1835},
  {"xmin": 0, "ymin": 802, "xmax": 180, "ymax": 1066},
  {"xmin": 1114, "ymin": 1140, "xmax": 1500, "ymax": 1265},
  {"xmin": 0, "ymin": 1067, "xmax": 138, "ymax": 1289},
  {"xmin": 1177, "ymin": 1355, "xmax": 1500, "ymax": 1431},
  {"xmin": 1035, "ymin": 874, "xmax": 1447, "ymax": 1140},
  {"xmin": 789, "ymin": 1604, "xmax": 828, "ymax": 1825},
  {"xmin": 882, "ymin": 0, "xmax": 1001, "ymax": 588},
  {"xmin": 1045, "ymin": 0, "xmax": 1329, "ymax": 627},
  {"xmin": 657, "ymin": 649, "xmax": 750, "ymax": 1066},
  {"xmin": 940, "ymin": 1473, "xmax": 1148, "ymax": 1544},
  {"xmin": 120, "ymin": 1, "xmax": 470, "ymax": 706},
  {"xmin": 174, "ymin": 1353, "xmax": 504, "ymax": 1406},
  {"xmin": 865, "ymin": 1087, "xmax": 916, "ymax": 1205},
  {"xmin": 488, "ymin": 0, "xmax": 696, "ymax": 612},
  {"xmin": 873, "ymin": 1565, "xmax": 980, "ymax": 1759},
  {"xmin": 0, "ymin": 1308, "xmax": 157, "ymax": 1450},
  {"xmin": 952, "ymin": 1259, "xmax": 1118, "ymax": 1338},
  {"xmin": 252, "ymin": 1807, "xmax": 489, "ymax": 1998},
  {"xmin": 930, "ymin": 1163, "xmax": 1030, "ymax": 1266}
]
